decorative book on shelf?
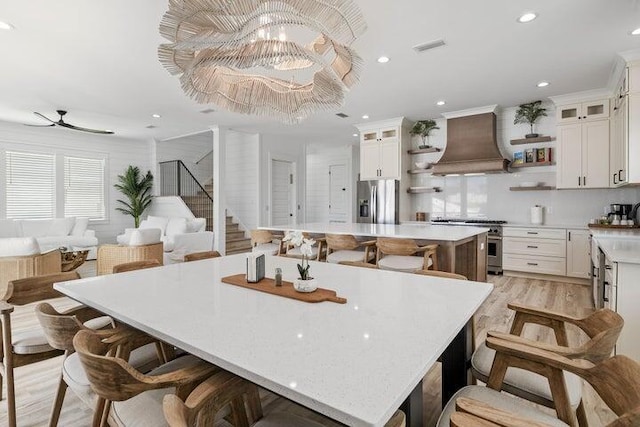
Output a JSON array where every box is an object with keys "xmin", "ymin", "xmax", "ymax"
[{"xmin": 512, "ymin": 147, "xmax": 552, "ymax": 166}]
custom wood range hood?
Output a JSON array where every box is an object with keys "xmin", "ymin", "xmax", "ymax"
[{"xmin": 432, "ymin": 105, "xmax": 510, "ymax": 175}]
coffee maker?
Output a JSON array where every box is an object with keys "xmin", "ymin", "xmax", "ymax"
[{"xmin": 609, "ymin": 203, "xmax": 633, "ymax": 221}]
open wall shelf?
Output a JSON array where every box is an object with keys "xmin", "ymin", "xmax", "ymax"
[
  {"xmin": 407, "ymin": 187, "xmax": 441, "ymax": 194},
  {"xmin": 407, "ymin": 169, "xmax": 432, "ymax": 174},
  {"xmin": 510, "ymin": 161, "xmax": 555, "ymax": 169},
  {"xmin": 509, "ymin": 186, "xmax": 556, "ymax": 191},
  {"xmin": 407, "ymin": 147, "xmax": 441, "ymax": 155},
  {"xmin": 510, "ymin": 136, "xmax": 555, "ymax": 145}
]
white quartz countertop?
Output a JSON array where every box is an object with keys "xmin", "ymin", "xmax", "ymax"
[
  {"xmin": 54, "ymin": 255, "xmax": 492, "ymax": 426},
  {"xmin": 261, "ymin": 222, "xmax": 489, "ymax": 242},
  {"xmin": 593, "ymin": 237, "xmax": 640, "ymax": 264},
  {"xmin": 590, "ymin": 229, "xmax": 640, "ymax": 239},
  {"xmin": 503, "ymin": 223, "xmax": 589, "ymax": 230}
]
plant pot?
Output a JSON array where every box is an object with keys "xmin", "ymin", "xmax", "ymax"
[
  {"xmin": 293, "ymin": 278, "xmax": 317, "ymax": 293},
  {"xmin": 525, "ymin": 133, "xmax": 539, "ymax": 138}
]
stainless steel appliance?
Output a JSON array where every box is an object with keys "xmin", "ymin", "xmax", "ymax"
[
  {"xmin": 431, "ymin": 218, "xmax": 506, "ymax": 274},
  {"xmin": 609, "ymin": 204, "xmax": 633, "ymax": 221},
  {"xmin": 356, "ymin": 180, "xmax": 400, "ymax": 224}
]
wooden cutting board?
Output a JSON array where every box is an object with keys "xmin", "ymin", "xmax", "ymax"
[
  {"xmin": 221, "ymin": 274, "xmax": 347, "ymax": 304},
  {"xmin": 588, "ymin": 224, "xmax": 640, "ymax": 229}
]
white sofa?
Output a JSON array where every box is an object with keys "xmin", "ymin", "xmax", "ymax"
[
  {"xmin": 117, "ymin": 215, "xmax": 213, "ymax": 264},
  {"xmin": 0, "ymin": 217, "xmax": 98, "ymax": 257}
]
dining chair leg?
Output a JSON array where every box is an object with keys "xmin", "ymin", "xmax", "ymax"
[
  {"xmin": 91, "ymin": 397, "xmax": 106, "ymax": 427},
  {"xmin": 2, "ymin": 313, "xmax": 17, "ymax": 427},
  {"xmin": 48, "ymin": 374, "xmax": 68, "ymax": 427},
  {"xmin": 576, "ymin": 400, "xmax": 588, "ymax": 427},
  {"xmin": 100, "ymin": 399, "xmax": 112, "ymax": 427}
]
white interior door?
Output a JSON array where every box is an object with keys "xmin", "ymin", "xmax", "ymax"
[
  {"xmin": 271, "ymin": 159, "xmax": 295, "ymax": 226},
  {"xmin": 329, "ymin": 164, "xmax": 347, "ymax": 222}
]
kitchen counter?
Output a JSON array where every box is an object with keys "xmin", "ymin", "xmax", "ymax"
[
  {"xmin": 595, "ymin": 239, "xmax": 640, "ymax": 264},
  {"xmin": 260, "ymin": 222, "xmax": 489, "ymax": 281},
  {"xmin": 263, "ymin": 222, "xmax": 489, "ymax": 241},
  {"xmin": 589, "ymin": 229, "xmax": 640, "ymax": 239},
  {"xmin": 502, "ymin": 223, "xmax": 589, "ymax": 230}
]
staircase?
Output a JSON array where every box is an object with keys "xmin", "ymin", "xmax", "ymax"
[
  {"xmin": 226, "ymin": 215, "xmax": 252, "ymax": 255},
  {"xmin": 159, "ymin": 160, "xmax": 252, "ymax": 254}
]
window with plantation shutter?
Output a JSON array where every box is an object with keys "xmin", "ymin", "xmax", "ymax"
[
  {"xmin": 64, "ymin": 156, "xmax": 106, "ymax": 220},
  {"xmin": 6, "ymin": 151, "xmax": 55, "ymax": 219}
]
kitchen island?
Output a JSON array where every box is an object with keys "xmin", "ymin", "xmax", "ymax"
[{"xmin": 260, "ymin": 222, "xmax": 490, "ymax": 282}]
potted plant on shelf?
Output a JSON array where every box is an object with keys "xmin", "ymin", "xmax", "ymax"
[
  {"xmin": 283, "ymin": 231, "xmax": 317, "ymax": 292},
  {"xmin": 114, "ymin": 165, "xmax": 154, "ymax": 227},
  {"xmin": 410, "ymin": 119, "xmax": 440, "ymax": 149},
  {"xmin": 514, "ymin": 100, "xmax": 547, "ymax": 138}
]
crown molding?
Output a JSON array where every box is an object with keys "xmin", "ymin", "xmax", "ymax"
[{"xmin": 441, "ymin": 104, "xmax": 498, "ymax": 119}]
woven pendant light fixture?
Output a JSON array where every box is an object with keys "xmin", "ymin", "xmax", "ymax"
[{"xmin": 158, "ymin": 0, "xmax": 366, "ymax": 124}]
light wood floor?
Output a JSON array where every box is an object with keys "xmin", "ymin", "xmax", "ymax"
[{"xmin": 0, "ymin": 263, "xmax": 616, "ymax": 426}]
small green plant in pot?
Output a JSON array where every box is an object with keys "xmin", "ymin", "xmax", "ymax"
[
  {"xmin": 114, "ymin": 165, "xmax": 154, "ymax": 227},
  {"xmin": 514, "ymin": 100, "xmax": 547, "ymax": 138},
  {"xmin": 410, "ymin": 119, "xmax": 440, "ymax": 149}
]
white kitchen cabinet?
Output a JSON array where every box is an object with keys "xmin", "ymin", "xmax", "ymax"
[
  {"xmin": 356, "ymin": 118, "xmax": 409, "ymax": 180},
  {"xmin": 503, "ymin": 227, "xmax": 567, "ymax": 276},
  {"xmin": 566, "ymin": 229, "xmax": 590, "ymax": 278},
  {"xmin": 556, "ymin": 99, "xmax": 609, "ymax": 124},
  {"xmin": 556, "ymin": 119, "xmax": 610, "ymax": 189},
  {"xmin": 609, "ymin": 93, "xmax": 628, "ymax": 187}
]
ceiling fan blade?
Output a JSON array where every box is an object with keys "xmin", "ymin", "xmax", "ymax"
[
  {"xmin": 56, "ymin": 121, "xmax": 114, "ymax": 134},
  {"xmin": 33, "ymin": 111, "xmax": 56, "ymax": 123},
  {"xmin": 24, "ymin": 123, "xmax": 55, "ymax": 127}
]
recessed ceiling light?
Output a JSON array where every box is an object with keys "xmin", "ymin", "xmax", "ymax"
[
  {"xmin": 377, "ymin": 56, "xmax": 390, "ymax": 63},
  {"xmin": 537, "ymin": 81, "xmax": 550, "ymax": 88},
  {"xmin": 152, "ymin": 114, "xmax": 161, "ymax": 118},
  {"xmin": 352, "ymin": 133, "xmax": 358, "ymax": 137},
  {"xmin": 362, "ymin": 115, "xmax": 369, "ymax": 119},
  {"xmin": 631, "ymin": 28, "xmax": 640, "ymax": 36},
  {"xmin": 436, "ymin": 100, "xmax": 446, "ymax": 106},
  {"xmin": 0, "ymin": 21, "xmax": 14, "ymax": 30},
  {"xmin": 517, "ymin": 12, "xmax": 537, "ymax": 23}
]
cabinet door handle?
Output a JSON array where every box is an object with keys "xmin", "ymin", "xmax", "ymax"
[
  {"xmin": 527, "ymin": 245, "xmax": 539, "ymax": 249},
  {"xmin": 527, "ymin": 262, "xmax": 538, "ymax": 266},
  {"xmin": 568, "ymin": 231, "xmax": 571, "ymax": 241},
  {"xmin": 605, "ymin": 265, "xmax": 612, "ymax": 270},
  {"xmin": 603, "ymin": 281, "xmax": 609, "ymax": 302},
  {"xmin": 526, "ymin": 231, "xmax": 538, "ymax": 235},
  {"xmin": 619, "ymin": 169, "xmax": 624, "ymax": 181},
  {"xmin": 613, "ymin": 173, "xmax": 618, "ymax": 185},
  {"xmin": 583, "ymin": 176, "xmax": 586, "ymax": 186},
  {"xmin": 578, "ymin": 176, "xmax": 581, "ymax": 186}
]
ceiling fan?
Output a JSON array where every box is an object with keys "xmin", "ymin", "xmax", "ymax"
[{"xmin": 27, "ymin": 110, "xmax": 114, "ymax": 134}]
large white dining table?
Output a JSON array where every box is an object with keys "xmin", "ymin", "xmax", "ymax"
[{"xmin": 54, "ymin": 255, "xmax": 492, "ymax": 427}]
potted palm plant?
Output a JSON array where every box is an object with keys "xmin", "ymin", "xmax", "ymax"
[
  {"xmin": 410, "ymin": 119, "xmax": 440, "ymax": 149},
  {"xmin": 114, "ymin": 165, "xmax": 154, "ymax": 227},
  {"xmin": 514, "ymin": 100, "xmax": 548, "ymax": 138}
]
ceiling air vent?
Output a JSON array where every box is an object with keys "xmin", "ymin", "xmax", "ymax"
[
  {"xmin": 146, "ymin": 125, "xmax": 157, "ymax": 129},
  {"xmin": 335, "ymin": 112, "xmax": 349, "ymax": 118},
  {"xmin": 200, "ymin": 108, "xmax": 216, "ymax": 114},
  {"xmin": 413, "ymin": 39, "xmax": 446, "ymax": 53}
]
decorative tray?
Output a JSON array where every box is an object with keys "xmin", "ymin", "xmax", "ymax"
[
  {"xmin": 588, "ymin": 224, "xmax": 640, "ymax": 229},
  {"xmin": 221, "ymin": 274, "xmax": 347, "ymax": 304}
]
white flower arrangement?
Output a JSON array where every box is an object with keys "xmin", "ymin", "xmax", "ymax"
[{"xmin": 282, "ymin": 230, "xmax": 316, "ymax": 280}]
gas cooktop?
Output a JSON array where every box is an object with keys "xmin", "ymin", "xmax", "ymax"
[{"xmin": 431, "ymin": 219, "xmax": 507, "ymax": 224}]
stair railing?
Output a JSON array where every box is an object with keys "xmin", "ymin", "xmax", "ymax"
[{"xmin": 159, "ymin": 160, "xmax": 213, "ymax": 231}]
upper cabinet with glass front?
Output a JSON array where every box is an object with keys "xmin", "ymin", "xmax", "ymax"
[
  {"xmin": 355, "ymin": 117, "xmax": 410, "ymax": 181},
  {"xmin": 556, "ymin": 99, "xmax": 610, "ymax": 124}
]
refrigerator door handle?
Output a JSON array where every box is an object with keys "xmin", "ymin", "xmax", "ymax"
[{"xmin": 371, "ymin": 186, "xmax": 377, "ymax": 224}]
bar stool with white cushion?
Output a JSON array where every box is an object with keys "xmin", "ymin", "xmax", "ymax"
[
  {"xmin": 250, "ymin": 230, "xmax": 282, "ymax": 255},
  {"xmin": 376, "ymin": 238, "xmax": 438, "ymax": 273},
  {"xmin": 325, "ymin": 233, "xmax": 376, "ymax": 264}
]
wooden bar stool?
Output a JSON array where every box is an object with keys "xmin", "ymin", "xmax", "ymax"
[
  {"xmin": 324, "ymin": 233, "xmax": 377, "ymax": 264},
  {"xmin": 184, "ymin": 251, "xmax": 221, "ymax": 262},
  {"xmin": 375, "ymin": 238, "xmax": 438, "ymax": 272},
  {"xmin": 250, "ymin": 230, "xmax": 282, "ymax": 256}
]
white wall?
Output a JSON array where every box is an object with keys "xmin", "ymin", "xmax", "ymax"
[
  {"xmin": 259, "ymin": 134, "xmax": 306, "ymax": 226},
  {"xmin": 306, "ymin": 143, "xmax": 356, "ymax": 223},
  {"xmin": 0, "ymin": 120, "xmax": 152, "ymax": 243},
  {"xmin": 409, "ymin": 103, "xmax": 640, "ymax": 225},
  {"xmin": 225, "ymin": 131, "xmax": 260, "ymax": 231},
  {"xmin": 156, "ymin": 131, "xmax": 213, "ymax": 189}
]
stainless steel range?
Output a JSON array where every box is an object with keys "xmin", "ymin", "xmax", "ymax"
[{"xmin": 431, "ymin": 219, "xmax": 506, "ymax": 274}]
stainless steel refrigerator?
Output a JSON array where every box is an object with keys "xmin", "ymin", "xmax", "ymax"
[{"xmin": 356, "ymin": 180, "xmax": 400, "ymax": 224}]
